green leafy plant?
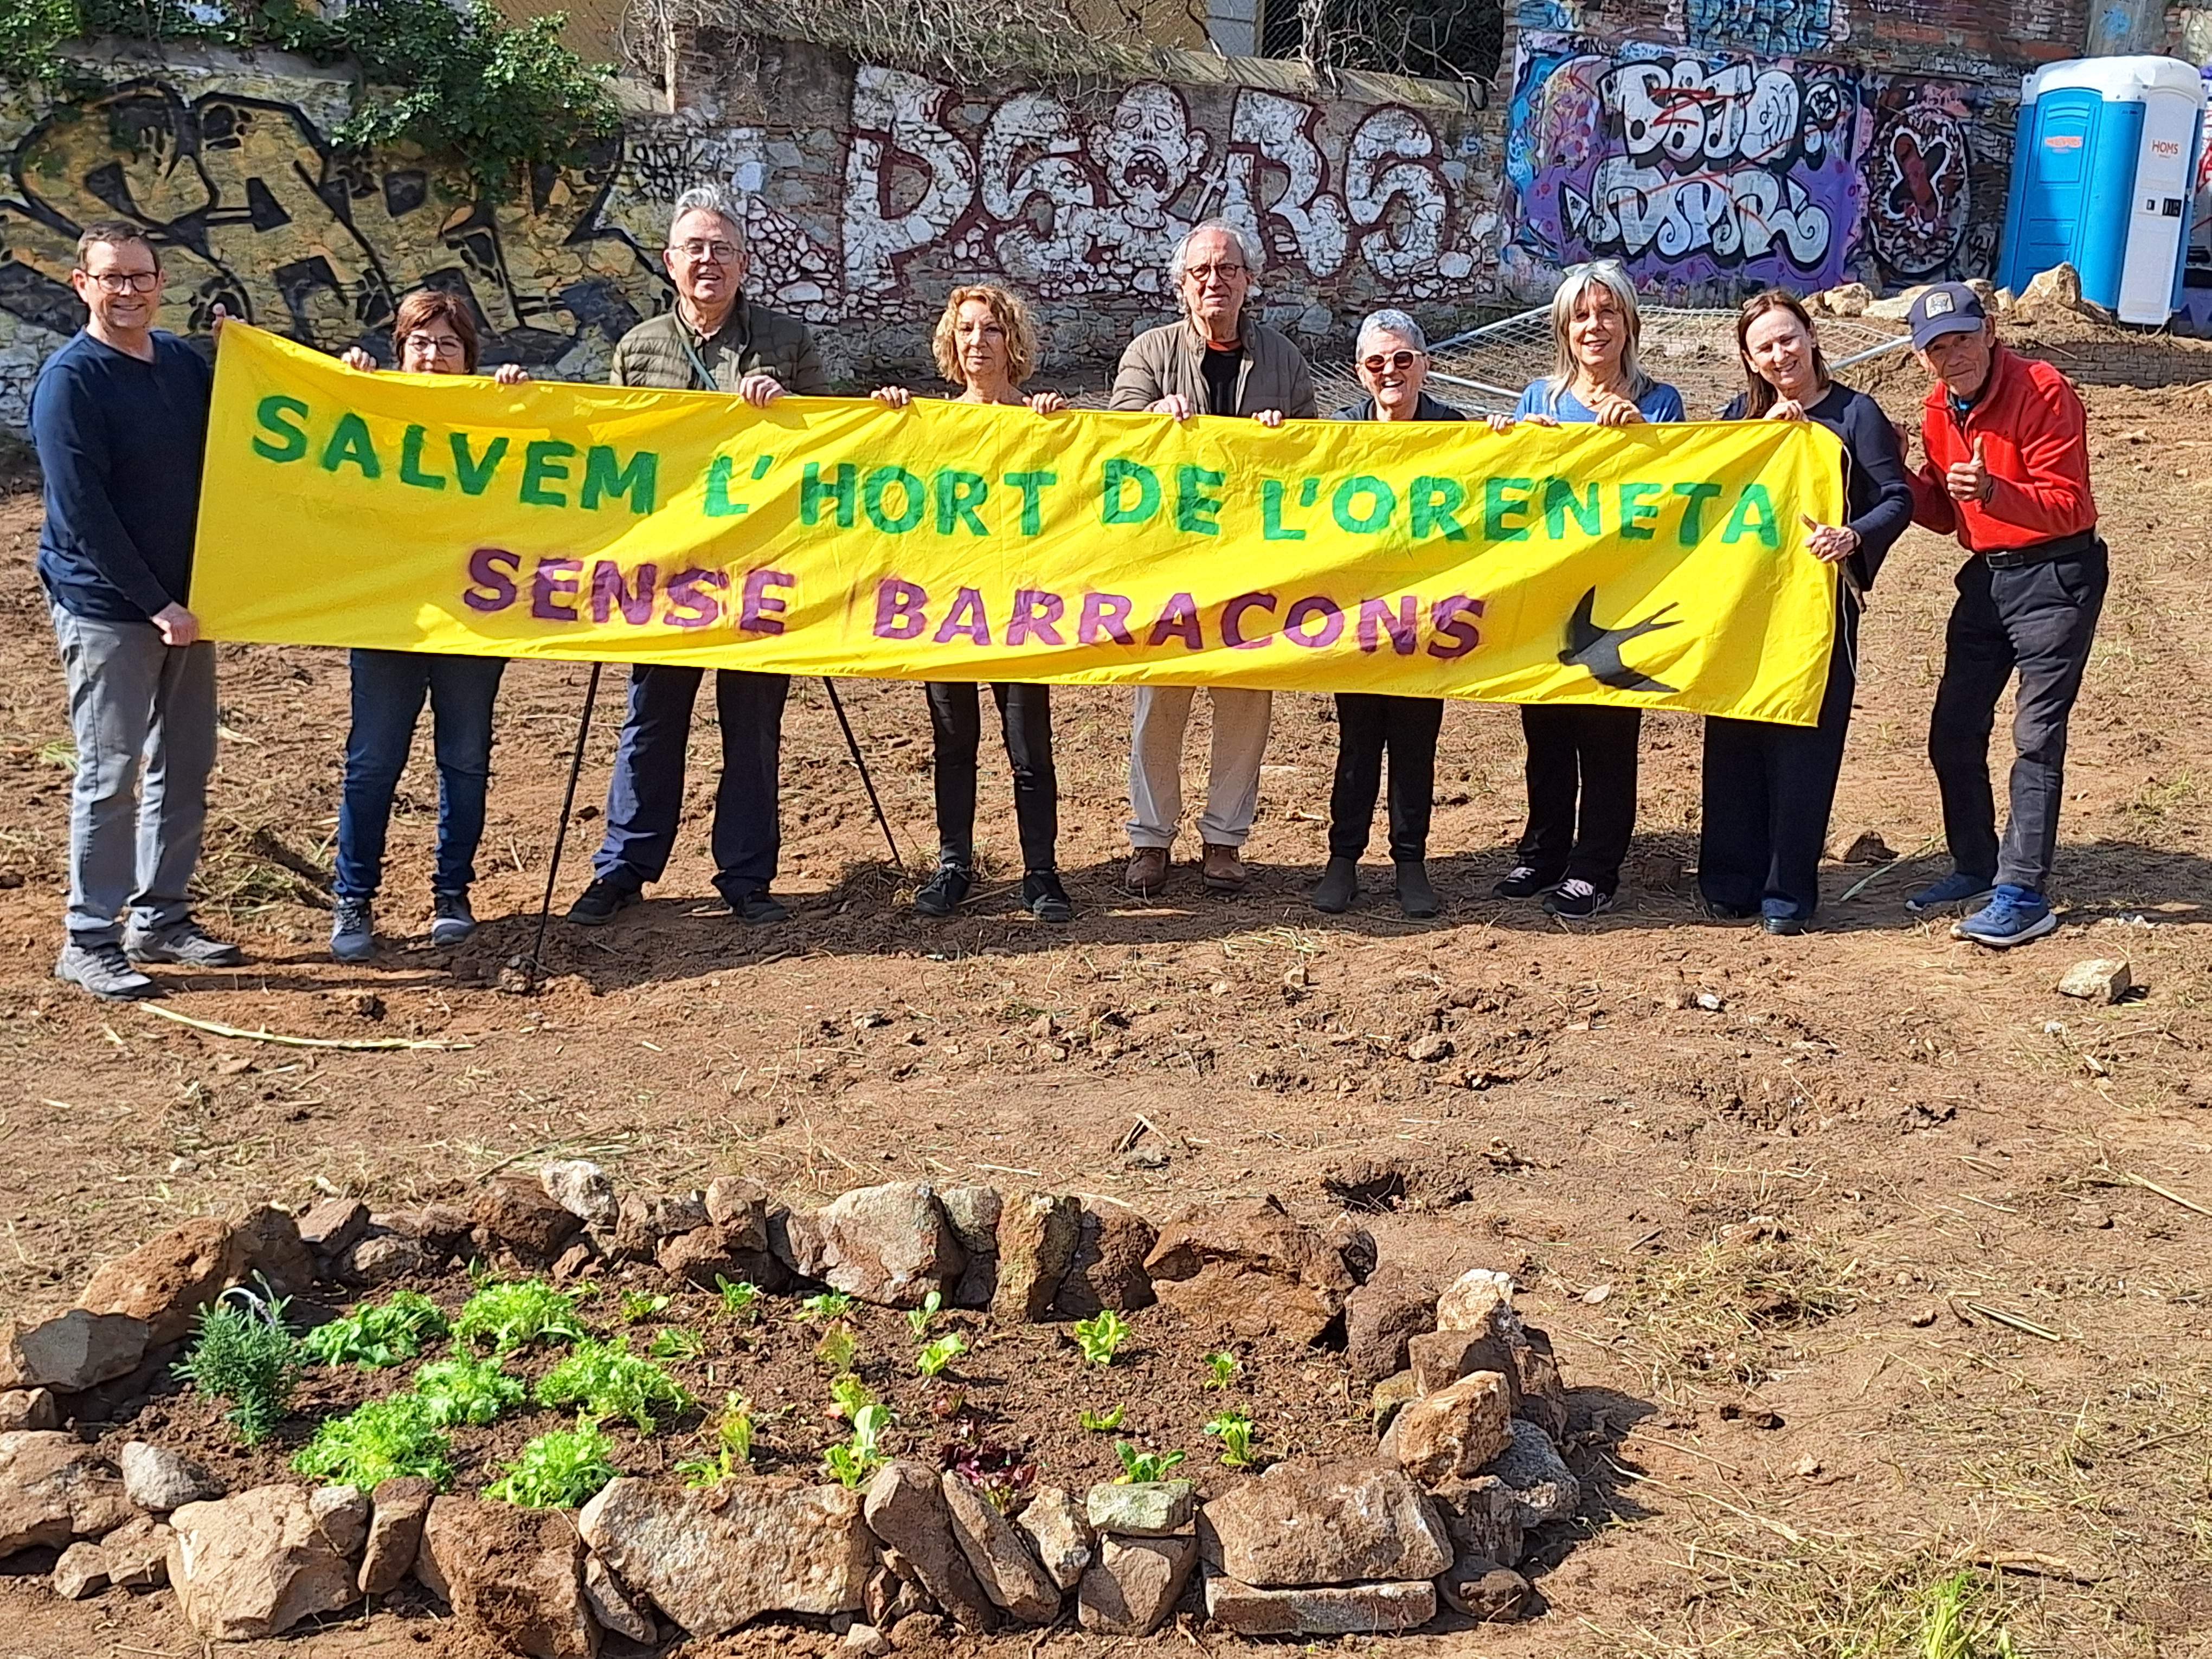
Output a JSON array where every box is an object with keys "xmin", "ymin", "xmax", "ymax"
[
  {"xmin": 292, "ymin": 1394, "xmax": 453, "ymax": 1489},
  {"xmin": 649, "ymin": 1326, "xmax": 705, "ymax": 1361},
  {"xmin": 411, "ymin": 1355, "xmax": 527, "ymax": 1426},
  {"xmin": 815, "ymin": 1324, "xmax": 859, "ymax": 1374},
  {"xmin": 1072, "ymin": 1309, "xmax": 1131, "ymax": 1366},
  {"xmin": 822, "ymin": 1402, "xmax": 893, "ymax": 1489},
  {"xmin": 797, "ymin": 1291, "xmax": 859, "ymax": 1322},
  {"xmin": 618, "ymin": 1290, "xmax": 671, "ymax": 1324},
  {"xmin": 173, "ymin": 1283, "xmax": 301, "ymax": 1445},
  {"xmin": 916, "ymin": 1333, "xmax": 966, "ymax": 1380},
  {"xmin": 302, "ymin": 1290, "xmax": 450, "ymax": 1367},
  {"xmin": 1201, "ymin": 1352, "xmax": 1238, "ymax": 1391},
  {"xmin": 535, "ymin": 1338, "xmax": 692, "ymax": 1432},
  {"xmin": 829, "ymin": 1373, "xmax": 877, "ymax": 1420},
  {"xmin": 486, "ymin": 1417, "xmax": 621, "ymax": 1508},
  {"xmin": 715, "ymin": 1277, "xmax": 762, "ymax": 1321},
  {"xmin": 906, "ymin": 1289, "xmax": 944, "ymax": 1339},
  {"xmin": 677, "ymin": 1393, "xmax": 757, "ymax": 1487},
  {"xmin": 1114, "ymin": 1442, "xmax": 1186, "ymax": 1484},
  {"xmin": 453, "ymin": 1279, "xmax": 588, "ymax": 1354},
  {"xmin": 1203, "ymin": 1409, "xmax": 1257, "ymax": 1468},
  {"xmin": 1079, "ymin": 1404, "xmax": 1126, "ymax": 1433}
]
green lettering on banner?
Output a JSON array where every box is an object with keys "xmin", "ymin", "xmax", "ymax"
[
  {"xmin": 704, "ymin": 455, "xmax": 747, "ymax": 518},
  {"xmin": 1542, "ymin": 477, "xmax": 1600, "ymax": 539},
  {"xmin": 319, "ymin": 413, "xmax": 381, "ymax": 479},
  {"xmin": 252, "ymin": 395, "xmax": 308, "ymax": 462},
  {"xmin": 1003, "ymin": 471, "xmax": 1056, "ymax": 536},
  {"xmin": 398, "ymin": 425, "xmax": 446, "ymax": 491},
  {"xmin": 1673, "ymin": 480, "xmax": 1725, "ymax": 545},
  {"xmin": 1721, "ymin": 481, "xmax": 1780, "ymax": 546},
  {"xmin": 450, "ymin": 433, "xmax": 509, "ymax": 496},
  {"xmin": 936, "ymin": 470, "xmax": 988, "ymax": 535},
  {"xmin": 1175, "ymin": 465, "xmax": 1224, "ymax": 535},
  {"xmin": 1408, "ymin": 477, "xmax": 1467, "ymax": 541},
  {"xmin": 1101, "ymin": 459, "xmax": 1160, "ymax": 525},
  {"xmin": 1332, "ymin": 475, "xmax": 1394, "ymax": 534},
  {"xmin": 864, "ymin": 466, "xmax": 927, "ymax": 534},
  {"xmin": 1484, "ymin": 476, "xmax": 1533, "ymax": 542},
  {"xmin": 1618, "ymin": 482, "xmax": 1662, "ymax": 540},
  {"xmin": 802, "ymin": 463, "xmax": 856, "ymax": 528},
  {"xmin": 1261, "ymin": 479, "xmax": 1306, "ymax": 541},
  {"xmin": 520, "ymin": 439, "xmax": 576, "ymax": 507},
  {"xmin": 581, "ymin": 447, "xmax": 658, "ymax": 515}
]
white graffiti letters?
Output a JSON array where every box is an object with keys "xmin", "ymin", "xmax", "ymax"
[
  {"xmin": 1345, "ymin": 106, "xmax": 1449, "ymax": 280},
  {"xmin": 1566, "ymin": 155, "xmax": 1832, "ymax": 266},
  {"xmin": 843, "ymin": 68, "xmax": 977, "ymax": 295}
]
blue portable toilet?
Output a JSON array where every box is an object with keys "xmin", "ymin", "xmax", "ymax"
[{"xmin": 1998, "ymin": 56, "xmax": 2205, "ymax": 325}]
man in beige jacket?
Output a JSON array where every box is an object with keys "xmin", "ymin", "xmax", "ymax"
[{"xmin": 1109, "ymin": 218, "xmax": 1316, "ymax": 896}]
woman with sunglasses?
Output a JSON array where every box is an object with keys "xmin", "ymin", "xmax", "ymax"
[
  {"xmin": 1486, "ymin": 261, "xmax": 1684, "ymax": 918},
  {"xmin": 872, "ymin": 285, "xmax": 1076, "ymax": 923},
  {"xmin": 325, "ymin": 291, "xmax": 528, "ymax": 962},
  {"xmin": 1703, "ymin": 288, "xmax": 1911, "ymax": 934},
  {"xmin": 1313, "ymin": 308, "xmax": 1463, "ymax": 919}
]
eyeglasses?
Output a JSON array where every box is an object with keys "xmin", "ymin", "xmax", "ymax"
[
  {"xmin": 82, "ymin": 269, "xmax": 160, "ymax": 294},
  {"xmin": 403, "ymin": 333, "xmax": 466, "ymax": 358},
  {"xmin": 672, "ymin": 240, "xmax": 740, "ymax": 264},
  {"xmin": 1183, "ymin": 262, "xmax": 1247, "ymax": 283},
  {"xmin": 1361, "ymin": 350, "xmax": 1423, "ymax": 373}
]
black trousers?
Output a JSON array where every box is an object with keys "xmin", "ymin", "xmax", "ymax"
[
  {"xmin": 926, "ymin": 681, "xmax": 1058, "ymax": 873},
  {"xmin": 1329, "ymin": 693, "xmax": 1443, "ymax": 862},
  {"xmin": 1516, "ymin": 703, "xmax": 1641, "ymax": 890},
  {"xmin": 1699, "ymin": 603, "xmax": 1858, "ymax": 921},
  {"xmin": 1928, "ymin": 544, "xmax": 2107, "ymax": 893}
]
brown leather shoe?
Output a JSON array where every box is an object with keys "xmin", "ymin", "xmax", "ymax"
[
  {"xmin": 1201, "ymin": 842, "xmax": 1249, "ymax": 893},
  {"xmin": 1126, "ymin": 846, "xmax": 1169, "ymax": 897}
]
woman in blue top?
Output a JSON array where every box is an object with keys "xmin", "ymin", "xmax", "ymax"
[
  {"xmin": 1703, "ymin": 288, "xmax": 1912, "ymax": 934},
  {"xmin": 1486, "ymin": 260, "xmax": 1683, "ymax": 917}
]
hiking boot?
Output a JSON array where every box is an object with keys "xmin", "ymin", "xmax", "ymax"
[
  {"xmin": 1492, "ymin": 863, "xmax": 1561, "ymax": 900},
  {"xmin": 330, "ymin": 898, "xmax": 375, "ymax": 962},
  {"xmin": 915, "ymin": 864, "xmax": 972, "ymax": 917},
  {"xmin": 566, "ymin": 878, "xmax": 639, "ymax": 927},
  {"xmin": 124, "ymin": 919, "xmax": 242, "ymax": 968},
  {"xmin": 731, "ymin": 889, "xmax": 789, "ymax": 927},
  {"xmin": 1200, "ymin": 842, "xmax": 1249, "ymax": 893},
  {"xmin": 1544, "ymin": 878, "xmax": 1613, "ymax": 918},
  {"xmin": 1126, "ymin": 846, "xmax": 1169, "ymax": 898},
  {"xmin": 55, "ymin": 940, "xmax": 160, "ymax": 1001},
  {"xmin": 1311, "ymin": 856, "xmax": 1359, "ymax": 914},
  {"xmin": 1395, "ymin": 859, "xmax": 1441, "ymax": 919},
  {"xmin": 1021, "ymin": 871, "xmax": 1075, "ymax": 923},
  {"xmin": 1953, "ymin": 885, "xmax": 2057, "ymax": 949},
  {"xmin": 430, "ymin": 891, "xmax": 477, "ymax": 948},
  {"xmin": 1905, "ymin": 870, "xmax": 1996, "ymax": 915}
]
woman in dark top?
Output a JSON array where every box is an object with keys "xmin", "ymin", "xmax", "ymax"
[{"xmin": 1703, "ymin": 288, "xmax": 1913, "ymax": 934}]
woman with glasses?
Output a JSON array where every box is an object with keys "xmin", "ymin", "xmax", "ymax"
[
  {"xmin": 1703, "ymin": 288, "xmax": 1911, "ymax": 934},
  {"xmin": 1313, "ymin": 308, "xmax": 1463, "ymax": 919},
  {"xmin": 1486, "ymin": 261, "xmax": 1683, "ymax": 918},
  {"xmin": 871, "ymin": 285, "xmax": 1076, "ymax": 923},
  {"xmin": 325, "ymin": 290, "xmax": 528, "ymax": 961}
]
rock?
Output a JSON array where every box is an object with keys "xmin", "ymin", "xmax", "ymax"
[
  {"xmin": 309, "ymin": 1484, "xmax": 369, "ymax": 1556},
  {"xmin": 1200, "ymin": 1461, "xmax": 1449, "ymax": 1586},
  {"xmin": 1438, "ymin": 1550, "xmax": 1533, "ymax": 1621},
  {"xmin": 232, "ymin": 1206, "xmax": 317, "ymax": 1298},
  {"xmin": 296, "ymin": 1198, "xmax": 370, "ymax": 1257},
  {"xmin": 1490, "ymin": 1418, "xmax": 1579, "ymax": 1527},
  {"xmin": 843, "ymin": 1621, "xmax": 892, "ymax": 1656},
  {"xmin": 342, "ymin": 1233, "xmax": 427, "ymax": 1287},
  {"xmin": 1811, "ymin": 280, "xmax": 1872, "ymax": 318},
  {"xmin": 1836, "ymin": 829, "xmax": 1896, "ymax": 864},
  {"xmin": 0, "ymin": 1431, "xmax": 131, "ymax": 1555},
  {"xmin": 1434, "ymin": 1268, "xmax": 1521, "ymax": 1336},
  {"xmin": 1084, "ymin": 1480, "xmax": 1195, "ymax": 1537},
  {"xmin": 937, "ymin": 1186, "xmax": 1002, "ymax": 1308},
  {"xmin": 1863, "ymin": 284, "xmax": 1928, "ymax": 322},
  {"xmin": 1014, "ymin": 1486, "xmax": 1091, "ymax": 1590},
  {"xmin": 0, "ymin": 1389, "xmax": 55, "ymax": 1433},
  {"xmin": 1431, "ymin": 1271, "xmax": 1567, "ymax": 1437},
  {"xmin": 1407, "ymin": 1328, "xmax": 1517, "ymax": 1398},
  {"xmin": 609, "ymin": 1192, "xmax": 709, "ymax": 1262},
  {"xmin": 1141, "ymin": 1196, "xmax": 1356, "ymax": 1344},
  {"xmin": 54, "ymin": 1539, "xmax": 108, "ymax": 1598},
  {"xmin": 472, "ymin": 1178, "xmax": 584, "ymax": 1263},
  {"xmin": 101, "ymin": 1514, "xmax": 172, "ymax": 1589},
  {"xmin": 1371, "ymin": 1370, "xmax": 1420, "ymax": 1433},
  {"xmin": 940, "ymin": 1471, "xmax": 1060, "ymax": 1624},
  {"xmin": 1344, "ymin": 1265, "xmax": 1437, "ymax": 1386},
  {"xmin": 168, "ymin": 1484, "xmax": 360, "ymax": 1640},
  {"xmin": 1427, "ymin": 1477, "xmax": 1525, "ymax": 1568},
  {"xmin": 550, "ymin": 1240, "xmax": 599, "ymax": 1282},
  {"xmin": 657, "ymin": 1224, "xmax": 787, "ymax": 1294},
  {"xmin": 422, "ymin": 1495, "xmax": 597, "ymax": 1659},
  {"xmin": 703, "ymin": 1176, "xmax": 771, "ymax": 1248},
  {"xmin": 1511, "ymin": 1326, "xmax": 1571, "ymax": 1441},
  {"xmin": 2021, "ymin": 261, "xmax": 2083, "ymax": 313},
  {"xmin": 414, "ymin": 1496, "xmax": 455, "ymax": 1601},
  {"xmin": 889, "ymin": 1611, "xmax": 947, "ymax": 1648},
  {"xmin": 991, "ymin": 1193, "xmax": 1080, "ymax": 1323},
  {"xmin": 788, "ymin": 1184, "xmax": 965, "ymax": 1309},
  {"xmin": 2058, "ymin": 958, "xmax": 2132, "ymax": 1004},
  {"xmin": 863, "ymin": 1461, "xmax": 993, "ymax": 1631},
  {"xmin": 542, "ymin": 1161, "xmax": 619, "ymax": 1231},
  {"xmin": 578, "ymin": 1475, "xmax": 872, "ymax": 1635},
  {"xmin": 1076, "ymin": 1535, "xmax": 1195, "ymax": 1635},
  {"xmin": 375, "ymin": 1205, "xmax": 474, "ymax": 1263},
  {"xmin": 1051, "ymin": 1197, "xmax": 1158, "ymax": 1317},
  {"xmin": 583, "ymin": 1552, "xmax": 654, "ymax": 1644},
  {"xmin": 359, "ymin": 1476, "xmax": 435, "ymax": 1596},
  {"xmin": 76, "ymin": 1217, "xmax": 246, "ymax": 1347},
  {"xmin": 121, "ymin": 1441, "xmax": 221, "ymax": 1512},
  {"xmin": 1380, "ymin": 1372, "xmax": 1514, "ymax": 1485},
  {"xmin": 0, "ymin": 1310, "xmax": 150, "ymax": 1392},
  {"xmin": 1407, "ymin": 1032, "xmax": 1454, "ymax": 1063},
  {"xmin": 1204, "ymin": 1573, "xmax": 1436, "ymax": 1635}
]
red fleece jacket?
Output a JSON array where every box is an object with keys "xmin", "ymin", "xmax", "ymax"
[{"xmin": 1909, "ymin": 344, "xmax": 2097, "ymax": 553}]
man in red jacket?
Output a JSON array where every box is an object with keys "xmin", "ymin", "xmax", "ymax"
[{"xmin": 1901, "ymin": 282, "xmax": 2103, "ymax": 948}]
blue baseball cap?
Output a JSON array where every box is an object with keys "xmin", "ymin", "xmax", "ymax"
[{"xmin": 1906, "ymin": 282, "xmax": 1988, "ymax": 350}]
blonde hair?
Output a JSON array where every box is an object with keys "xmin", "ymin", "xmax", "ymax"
[
  {"xmin": 931, "ymin": 285, "xmax": 1038, "ymax": 389},
  {"xmin": 1544, "ymin": 260, "xmax": 1651, "ymax": 412}
]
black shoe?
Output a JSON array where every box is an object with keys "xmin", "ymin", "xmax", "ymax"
[
  {"xmin": 1543, "ymin": 878, "xmax": 1614, "ymax": 918},
  {"xmin": 1312, "ymin": 857, "xmax": 1359, "ymax": 914},
  {"xmin": 430, "ymin": 892, "xmax": 477, "ymax": 947},
  {"xmin": 1021, "ymin": 871, "xmax": 1074, "ymax": 923},
  {"xmin": 1700, "ymin": 898, "xmax": 1758, "ymax": 922},
  {"xmin": 1493, "ymin": 863, "xmax": 1562, "ymax": 900},
  {"xmin": 732, "ymin": 889, "xmax": 789, "ymax": 926},
  {"xmin": 915, "ymin": 864, "xmax": 972, "ymax": 917},
  {"xmin": 1762, "ymin": 914, "xmax": 1808, "ymax": 936},
  {"xmin": 566, "ymin": 878, "xmax": 639, "ymax": 926},
  {"xmin": 1394, "ymin": 860, "xmax": 1441, "ymax": 919}
]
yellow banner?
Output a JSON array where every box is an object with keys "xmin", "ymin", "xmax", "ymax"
[{"xmin": 192, "ymin": 324, "xmax": 1844, "ymax": 724}]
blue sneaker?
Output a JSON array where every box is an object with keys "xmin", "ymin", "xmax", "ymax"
[
  {"xmin": 1954, "ymin": 885, "xmax": 2057, "ymax": 949},
  {"xmin": 1905, "ymin": 870, "xmax": 1996, "ymax": 915}
]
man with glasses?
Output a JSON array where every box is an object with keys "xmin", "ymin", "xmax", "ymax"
[
  {"xmin": 30, "ymin": 220, "xmax": 242, "ymax": 1000},
  {"xmin": 568, "ymin": 185, "xmax": 827, "ymax": 929},
  {"xmin": 1109, "ymin": 218, "xmax": 1316, "ymax": 897}
]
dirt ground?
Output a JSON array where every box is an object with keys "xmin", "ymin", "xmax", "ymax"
[{"xmin": 0, "ymin": 348, "xmax": 2209, "ymax": 1659}]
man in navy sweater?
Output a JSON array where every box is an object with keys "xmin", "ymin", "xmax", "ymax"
[{"xmin": 31, "ymin": 220, "xmax": 241, "ymax": 999}]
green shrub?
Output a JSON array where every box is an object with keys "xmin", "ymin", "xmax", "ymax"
[
  {"xmin": 292, "ymin": 1394, "xmax": 453, "ymax": 1489},
  {"xmin": 486, "ymin": 1419, "xmax": 621, "ymax": 1508},
  {"xmin": 173, "ymin": 1285, "xmax": 301, "ymax": 1445}
]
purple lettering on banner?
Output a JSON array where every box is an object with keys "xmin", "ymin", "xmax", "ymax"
[
  {"xmin": 664, "ymin": 568, "xmax": 728, "ymax": 629},
  {"xmin": 874, "ymin": 578, "xmax": 929, "ymax": 640},
  {"xmin": 741, "ymin": 569, "xmax": 795, "ymax": 635},
  {"xmin": 1221, "ymin": 591, "xmax": 1277, "ymax": 650},
  {"xmin": 1008, "ymin": 588, "xmax": 1066, "ymax": 646},
  {"xmin": 464, "ymin": 548, "xmax": 519, "ymax": 613},
  {"xmin": 1147, "ymin": 592, "xmax": 1204, "ymax": 651},
  {"xmin": 934, "ymin": 587, "xmax": 992, "ymax": 645},
  {"xmin": 1079, "ymin": 592, "xmax": 1136, "ymax": 646},
  {"xmin": 1428, "ymin": 595, "xmax": 1486, "ymax": 659},
  {"xmin": 1358, "ymin": 595, "xmax": 1419, "ymax": 655},
  {"xmin": 1283, "ymin": 594, "xmax": 1345, "ymax": 648},
  {"xmin": 591, "ymin": 560, "xmax": 658, "ymax": 624},
  {"xmin": 531, "ymin": 558, "xmax": 582, "ymax": 622}
]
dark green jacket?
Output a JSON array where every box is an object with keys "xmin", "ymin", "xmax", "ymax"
[{"xmin": 610, "ymin": 297, "xmax": 827, "ymax": 394}]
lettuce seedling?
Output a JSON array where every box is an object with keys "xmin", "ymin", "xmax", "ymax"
[
  {"xmin": 292, "ymin": 1394, "xmax": 453, "ymax": 1489},
  {"xmin": 303, "ymin": 1290, "xmax": 450, "ymax": 1368},
  {"xmin": 486, "ymin": 1418, "xmax": 621, "ymax": 1508},
  {"xmin": 453, "ymin": 1280, "xmax": 589, "ymax": 1354},
  {"xmin": 535, "ymin": 1337, "xmax": 692, "ymax": 1432},
  {"xmin": 1071, "ymin": 1309, "xmax": 1131, "ymax": 1366},
  {"xmin": 411, "ymin": 1355, "xmax": 527, "ymax": 1426}
]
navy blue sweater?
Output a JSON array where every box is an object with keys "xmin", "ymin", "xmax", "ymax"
[
  {"xmin": 31, "ymin": 329, "xmax": 214, "ymax": 623},
  {"xmin": 1722, "ymin": 381, "xmax": 1913, "ymax": 593}
]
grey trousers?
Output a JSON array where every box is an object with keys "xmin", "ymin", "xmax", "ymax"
[{"xmin": 49, "ymin": 603, "xmax": 217, "ymax": 946}]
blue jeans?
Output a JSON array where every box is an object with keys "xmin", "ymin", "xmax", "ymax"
[{"xmin": 336, "ymin": 650, "xmax": 506, "ymax": 900}]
